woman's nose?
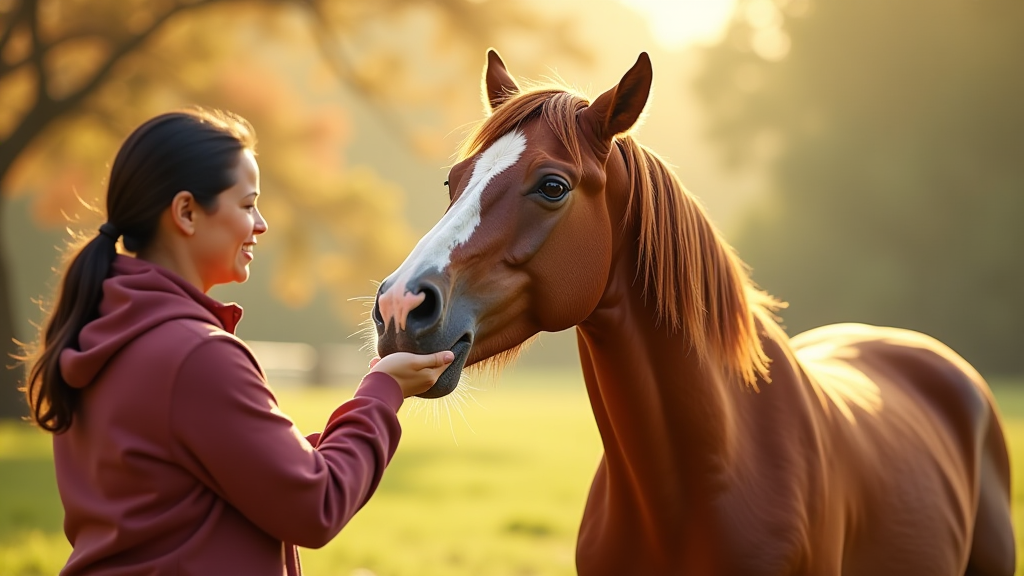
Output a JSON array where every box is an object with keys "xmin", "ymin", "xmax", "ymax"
[{"xmin": 254, "ymin": 209, "xmax": 268, "ymax": 234}]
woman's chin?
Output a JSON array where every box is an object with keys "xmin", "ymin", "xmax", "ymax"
[{"xmin": 234, "ymin": 264, "xmax": 251, "ymax": 283}]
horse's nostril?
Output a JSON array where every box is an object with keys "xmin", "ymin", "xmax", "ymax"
[
  {"xmin": 408, "ymin": 284, "xmax": 441, "ymax": 329},
  {"xmin": 372, "ymin": 302, "xmax": 384, "ymax": 326}
]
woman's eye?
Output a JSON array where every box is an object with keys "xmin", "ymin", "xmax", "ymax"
[{"xmin": 537, "ymin": 177, "xmax": 570, "ymax": 201}]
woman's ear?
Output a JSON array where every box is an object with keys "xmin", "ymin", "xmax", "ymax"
[{"xmin": 170, "ymin": 191, "xmax": 198, "ymax": 236}]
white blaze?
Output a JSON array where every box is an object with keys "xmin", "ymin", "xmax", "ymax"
[{"xmin": 389, "ymin": 130, "xmax": 527, "ymax": 283}]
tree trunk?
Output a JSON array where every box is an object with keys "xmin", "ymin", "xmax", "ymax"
[{"xmin": 0, "ymin": 197, "xmax": 26, "ymax": 420}]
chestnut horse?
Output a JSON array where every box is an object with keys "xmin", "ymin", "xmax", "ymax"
[{"xmin": 373, "ymin": 51, "xmax": 1015, "ymax": 575}]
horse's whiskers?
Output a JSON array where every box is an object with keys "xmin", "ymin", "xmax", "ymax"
[
  {"xmin": 352, "ymin": 315, "xmax": 379, "ymax": 354},
  {"xmin": 442, "ymin": 397, "xmax": 459, "ymax": 445},
  {"xmin": 402, "ymin": 376, "xmax": 481, "ymax": 444},
  {"xmin": 448, "ymin": 382, "xmax": 478, "ymax": 435}
]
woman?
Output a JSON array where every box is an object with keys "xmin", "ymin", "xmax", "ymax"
[{"xmin": 24, "ymin": 108, "xmax": 453, "ymax": 575}]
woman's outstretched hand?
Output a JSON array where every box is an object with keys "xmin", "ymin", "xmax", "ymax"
[{"xmin": 369, "ymin": 351, "xmax": 455, "ymax": 397}]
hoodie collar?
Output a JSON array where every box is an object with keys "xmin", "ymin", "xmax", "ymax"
[
  {"xmin": 110, "ymin": 256, "xmax": 244, "ymax": 332},
  {"xmin": 59, "ymin": 255, "xmax": 244, "ymax": 389}
]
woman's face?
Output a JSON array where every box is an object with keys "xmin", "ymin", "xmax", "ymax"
[{"xmin": 191, "ymin": 149, "xmax": 268, "ymax": 289}]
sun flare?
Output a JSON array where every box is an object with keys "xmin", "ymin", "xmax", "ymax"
[{"xmin": 617, "ymin": 0, "xmax": 738, "ymax": 50}]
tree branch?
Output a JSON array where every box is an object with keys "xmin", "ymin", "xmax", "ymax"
[
  {"xmin": 0, "ymin": 0, "xmax": 322, "ymax": 186},
  {"xmin": 1, "ymin": 28, "xmax": 126, "ymax": 73},
  {"xmin": 300, "ymin": 0, "xmax": 415, "ymax": 143},
  {"xmin": 0, "ymin": 0, "xmax": 218, "ymax": 184},
  {"xmin": 1, "ymin": 11, "xmax": 163, "ymax": 82},
  {"xmin": 0, "ymin": 0, "xmax": 29, "ymax": 56},
  {"xmin": 25, "ymin": 0, "xmax": 47, "ymax": 103},
  {"xmin": 52, "ymin": 4, "xmax": 188, "ymax": 111}
]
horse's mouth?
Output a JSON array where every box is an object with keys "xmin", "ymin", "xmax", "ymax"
[{"xmin": 416, "ymin": 333, "xmax": 472, "ymax": 399}]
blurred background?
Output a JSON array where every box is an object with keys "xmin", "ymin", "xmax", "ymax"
[
  {"xmin": 1, "ymin": 0, "xmax": 1023, "ymax": 573},
  {"xmin": 2, "ymin": 0, "xmax": 1021, "ymax": 407}
]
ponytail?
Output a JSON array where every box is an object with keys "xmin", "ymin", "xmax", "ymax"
[{"xmin": 25, "ymin": 229, "xmax": 119, "ymax": 432}]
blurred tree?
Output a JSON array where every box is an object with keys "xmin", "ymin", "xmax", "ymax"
[
  {"xmin": 0, "ymin": 0, "xmax": 582, "ymax": 418},
  {"xmin": 695, "ymin": 0, "xmax": 1024, "ymax": 376}
]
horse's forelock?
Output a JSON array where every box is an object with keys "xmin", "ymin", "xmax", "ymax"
[{"xmin": 458, "ymin": 87, "xmax": 589, "ymax": 173}]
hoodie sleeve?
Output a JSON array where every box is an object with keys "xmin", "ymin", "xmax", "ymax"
[{"xmin": 169, "ymin": 335, "xmax": 404, "ymax": 548}]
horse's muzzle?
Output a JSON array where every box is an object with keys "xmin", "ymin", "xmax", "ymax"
[{"xmin": 373, "ymin": 277, "xmax": 475, "ymax": 398}]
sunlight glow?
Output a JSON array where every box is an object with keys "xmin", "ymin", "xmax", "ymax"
[{"xmin": 618, "ymin": 0, "xmax": 738, "ymax": 50}]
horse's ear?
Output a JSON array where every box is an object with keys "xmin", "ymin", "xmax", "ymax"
[
  {"xmin": 483, "ymin": 49, "xmax": 519, "ymax": 111},
  {"xmin": 580, "ymin": 53, "xmax": 653, "ymax": 147}
]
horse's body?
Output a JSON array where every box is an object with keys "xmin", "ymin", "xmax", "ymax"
[
  {"xmin": 576, "ymin": 282, "xmax": 1010, "ymax": 574},
  {"xmin": 373, "ymin": 51, "xmax": 1014, "ymax": 575}
]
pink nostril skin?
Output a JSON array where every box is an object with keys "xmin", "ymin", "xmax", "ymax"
[{"xmin": 378, "ymin": 280, "xmax": 426, "ymax": 332}]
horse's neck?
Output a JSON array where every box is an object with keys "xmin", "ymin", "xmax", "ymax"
[{"xmin": 577, "ymin": 260, "xmax": 741, "ymax": 496}]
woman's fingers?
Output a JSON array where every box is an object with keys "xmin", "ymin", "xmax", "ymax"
[
  {"xmin": 422, "ymin": 351, "xmax": 455, "ymax": 369},
  {"xmin": 367, "ymin": 351, "xmax": 456, "ymax": 397}
]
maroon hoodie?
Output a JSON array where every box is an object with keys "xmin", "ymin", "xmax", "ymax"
[{"xmin": 55, "ymin": 255, "xmax": 403, "ymax": 575}]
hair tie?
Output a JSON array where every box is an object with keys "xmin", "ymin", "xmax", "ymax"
[{"xmin": 98, "ymin": 222, "xmax": 120, "ymax": 240}]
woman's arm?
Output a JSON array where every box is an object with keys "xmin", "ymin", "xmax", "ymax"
[{"xmin": 169, "ymin": 334, "xmax": 403, "ymax": 548}]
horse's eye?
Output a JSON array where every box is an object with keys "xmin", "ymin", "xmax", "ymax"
[
  {"xmin": 537, "ymin": 177, "xmax": 570, "ymax": 201},
  {"xmin": 444, "ymin": 180, "xmax": 449, "ymax": 187}
]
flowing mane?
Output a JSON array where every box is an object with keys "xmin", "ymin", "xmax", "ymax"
[
  {"xmin": 617, "ymin": 135, "xmax": 784, "ymax": 386},
  {"xmin": 458, "ymin": 84, "xmax": 782, "ymax": 386}
]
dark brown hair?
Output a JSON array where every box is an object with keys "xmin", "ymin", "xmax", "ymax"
[{"xmin": 25, "ymin": 108, "xmax": 256, "ymax": 433}]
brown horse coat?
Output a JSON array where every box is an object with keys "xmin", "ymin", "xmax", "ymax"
[{"xmin": 374, "ymin": 50, "xmax": 1015, "ymax": 576}]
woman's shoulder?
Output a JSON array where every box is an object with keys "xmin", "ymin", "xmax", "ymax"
[{"xmin": 128, "ymin": 316, "xmax": 261, "ymax": 375}]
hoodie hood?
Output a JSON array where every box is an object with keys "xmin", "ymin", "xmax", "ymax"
[{"xmin": 60, "ymin": 255, "xmax": 243, "ymax": 389}]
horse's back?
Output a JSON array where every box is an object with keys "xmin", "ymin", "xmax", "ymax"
[
  {"xmin": 790, "ymin": 323, "xmax": 1014, "ymax": 575},
  {"xmin": 793, "ymin": 322, "xmax": 990, "ymax": 436}
]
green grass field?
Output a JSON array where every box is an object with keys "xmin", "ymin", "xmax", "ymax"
[{"xmin": 2, "ymin": 370, "xmax": 1023, "ymax": 575}]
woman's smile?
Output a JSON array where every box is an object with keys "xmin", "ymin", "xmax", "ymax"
[{"xmin": 189, "ymin": 149, "xmax": 268, "ymax": 290}]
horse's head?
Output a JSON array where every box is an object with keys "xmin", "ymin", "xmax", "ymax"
[{"xmin": 373, "ymin": 50, "xmax": 652, "ymax": 397}]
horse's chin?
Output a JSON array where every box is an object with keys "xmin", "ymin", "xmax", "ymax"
[{"xmin": 415, "ymin": 336, "xmax": 472, "ymax": 399}]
